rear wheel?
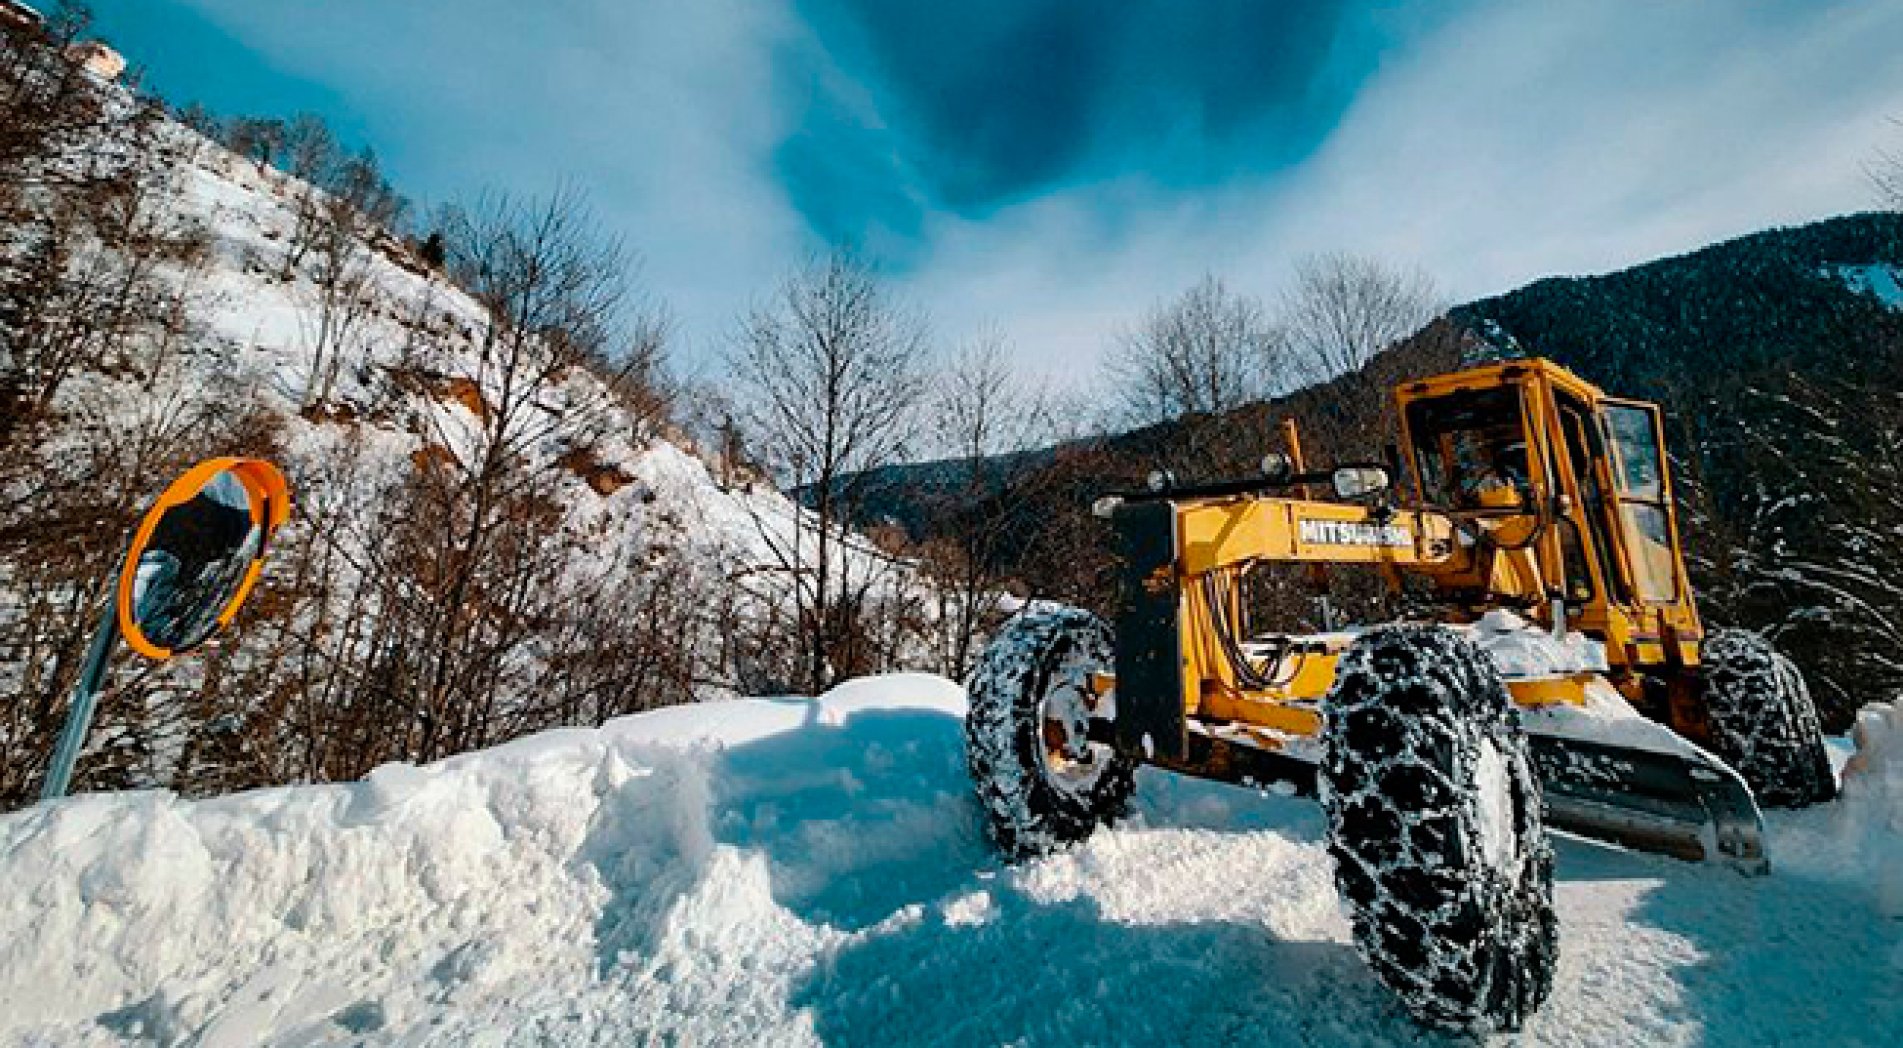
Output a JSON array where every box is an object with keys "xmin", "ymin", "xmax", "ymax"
[
  {"xmin": 1319, "ymin": 626, "xmax": 1557, "ymax": 1032},
  {"xmin": 1702, "ymin": 630, "xmax": 1836, "ymax": 808},
  {"xmin": 964, "ymin": 607, "xmax": 1137, "ymax": 861}
]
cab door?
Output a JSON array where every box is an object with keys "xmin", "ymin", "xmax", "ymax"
[{"xmin": 1599, "ymin": 399, "xmax": 1687, "ymax": 606}]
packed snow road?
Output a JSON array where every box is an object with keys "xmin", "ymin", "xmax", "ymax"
[{"xmin": 0, "ymin": 674, "xmax": 1897, "ymax": 1046}]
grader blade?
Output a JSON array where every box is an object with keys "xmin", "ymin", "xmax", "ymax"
[{"xmin": 1525, "ymin": 731, "xmax": 1768, "ymax": 874}]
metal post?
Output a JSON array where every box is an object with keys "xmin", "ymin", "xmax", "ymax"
[
  {"xmin": 40, "ymin": 603, "xmax": 120, "ymax": 801},
  {"xmin": 1285, "ymin": 415, "xmax": 1335, "ymax": 627}
]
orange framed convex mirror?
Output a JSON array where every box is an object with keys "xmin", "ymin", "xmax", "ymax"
[
  {"xmin": 41, "ymin": 457, "xmax": 290, "ymax": 802},
  {"xmin": 117, "ymin": 457, "xmax": 290, "ymax": 659}
]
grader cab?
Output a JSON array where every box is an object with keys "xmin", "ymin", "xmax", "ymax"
[{"xmin": 964, "ymin": 358, "xmax": 1837, "ymax": 1032}]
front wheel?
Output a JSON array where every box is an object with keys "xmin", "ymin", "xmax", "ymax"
[
  {"xmin": 1702, "ymin": 630, "xmax": 1837, "ymax": 808},
  {"xmin": 1319, "ymin": 626, "xmax": 1557, "ymax": 1032},
  {"xmin": 964, "ymin": 607, "xmax": 1137, "ymax": 861}
]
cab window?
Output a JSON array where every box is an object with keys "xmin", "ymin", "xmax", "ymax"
[
  {"xmin": 1604, "ymin": 405, "xmax": 1665, "ymax": 499},
  {"xmin": 1407, "ymin": 387, "xmax": 1530, "ymax": 509},
  {"xmin": 1556, "ymin": 397, "xmax": 1623, "ymax": 604},
  {"xmin": 1602, "ymin": 403, "xmax": 1678, "ymax": 603}
]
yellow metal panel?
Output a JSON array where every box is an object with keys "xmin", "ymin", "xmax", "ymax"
[
  {"xmin": 1283, "ymin": 651, "xmax": 1340, "ymax": 700},
  {"xmin": 1177, "ymin": 499, "xmax": 1458, "ymax": 575},
  {"xmin": 1628, "ymin": 641, "xmax": 1668, "ymax": 665},
  {"xmin": 1200, "ymin": 689, "xmax": 1324, "ymax": 735},
  {"xmin": 1505, "ymin": 675, "xmax": 1594, "ymax": 707}
]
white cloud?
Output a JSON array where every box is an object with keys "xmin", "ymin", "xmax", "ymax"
[
  {"xmin": 179, "ymin": 0, "xmax": 815, "ymax": 364},
  {"xmin": 901, "ymin": 0, "xmax": 1903, "ymax": 388},
  {"xmin": 177, "ymin": 0, "xmax": 1903, "ymax": 388}
]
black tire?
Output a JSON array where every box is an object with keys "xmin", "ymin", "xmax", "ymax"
[
  {"xmin": 964, "ymin": 607, "xmax": 1137, "ymax": 861},
  {"xmin": 1319, "ymin": 626, "xmax": 1557, "ymax": 1032},
  {"xmin": 1702, "ymin": 630, "xmax": 1837, "ymax": 808}
]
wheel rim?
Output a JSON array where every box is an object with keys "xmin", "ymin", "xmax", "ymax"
[{"xmin": 1036, "ymin": 647, "xmax": 1113, "ymax": 798}]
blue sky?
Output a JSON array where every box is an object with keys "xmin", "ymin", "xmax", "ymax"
[{"xmin": 90, "ymin": 0, "xmax": 1903, "ymax": 383}]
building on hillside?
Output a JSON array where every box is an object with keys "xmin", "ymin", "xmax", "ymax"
[
  {"xmin": 65, "ymin": 39, "xmax": 125, "ymax": 81},
  {"xmin": 0, "ymin": 0, "xmax": 45, "ymax": 33}
]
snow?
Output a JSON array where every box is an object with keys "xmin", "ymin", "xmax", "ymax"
[
  {"xmin": 1834, "ymin": 700, "xmax": 1903, "ymax": 919},
  {"xmin": 1473, "ymin": 737, "xmax": 1516, "ymax": 871},
  {"xmin": 1831, "ymin": 262, "xmax": 1903, "ymax": 310},
  {"xmin": 1519, "ymin": 676, "xmax": 1719, "ymax": 757},
  {"xmin": 2, "ymin": 674, "xmax": 1898, "ymax": 1046},
  {"xmin": 1467, "ymin": 609, "xmax": 1610, "ymax": 679},
  {"xmin": 1467, "ymin": 613, "xmax": 1722, "ymax": 760}
]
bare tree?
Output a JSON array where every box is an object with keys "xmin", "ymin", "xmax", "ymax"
[
  {"xmin": 0, "ymin": 3, "xmax": 146, "ymax": 194},
  {"xmin": 1872, "ymin": 120, "xmax": 1903, "ymax": 211},
  {"xmin": 1, "ymin": 142, "xmax": 210, "ymax": 423},
  {"xmin": 265, "ymin": 115, "xmax": 406, "ymax": 284},
  {"xmin": 289, "ymin": 145, "xmax": 411, "ymax": 410},
  {"xmin": 415, "ymin": 187, "xmax": 656, "ymax": 758},
  {"xmin": 1105, "ymin": 274, "xmax": 1284, "ymax": 428},
  {"xmin": 918, "ymin": 333, "xmax": 1057, "ymax": 678},
  {"xmin": 1, "ymin": 5, "xmax": 180, "ymax": 436},
  {"xmin": 1283, "ymin": 252, "xmax": 1441, "ymax": 385},
  {"xmin": 283, "ymin": 186, "xmax": 673, "ymax": 764},
  {"xmin": 293, "ymin": 219, "xmax": 378, "ymax": 410},
  {"xmin": 223, "ymin": 116, "xmax": 286, "ymax": 175},
  {"xmin": 276, "ymin": 115, "xmax": 341, "ymax": 277},
  {"xmin": 1098, "ymin": 275, "xmax": 1291, "ymax": 481},
  {"xmin": 726, "ymin": 250, "xmax": 929, "ymax": 693}
]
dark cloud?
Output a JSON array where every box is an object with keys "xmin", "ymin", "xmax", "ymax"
[
  {"xmin": 772, "ymin": 49, "xmax": 929, "ymax": 258},
  {"xmin": 777, "ymin": 0, "xmax": 1366, "ymax": 239}
]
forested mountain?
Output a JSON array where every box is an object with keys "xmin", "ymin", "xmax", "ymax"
[{"xmin": 1454, "ymin": 212, "xmax": 1903, "ymax": 393}]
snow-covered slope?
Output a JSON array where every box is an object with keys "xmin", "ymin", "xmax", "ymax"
[
  {"xmin": 4, "ymin": 104, "xmax": 924, "ymax": 795},
  {"xmin": 164, "ymin": 126, "xmax": 883, "ymax": 598},
  {"xmin": 1831, "ymin": 262, "xmax": 1903, "ymax": 310},
  {"xmin": 1, "ymin": 677, "xmax": 1896, "ymax": 1047}
]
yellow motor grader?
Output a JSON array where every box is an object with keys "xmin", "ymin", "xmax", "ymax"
[{"xmin": 964, "ymin": 358, "xmax": 1836, "ymax": 1032}]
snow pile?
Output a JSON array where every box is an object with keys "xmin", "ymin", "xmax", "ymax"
[
  {"xmin": 1839, "ymin": 701, "xmax": 1903, "ymax": 918},
  {"xmin": 1467, "ymin": 609, "xmax": 1610, "ymax": 678},
  {"xmin": 2, "ymin": 674, "xmax": 1899, "ymax": 1046}
]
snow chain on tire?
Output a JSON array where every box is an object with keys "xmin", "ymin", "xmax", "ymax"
[
  {"xmin": 1702, "ymin": 629, "xmax": 1837, "ymax": 808},
  {"xmin": 1319, "ymin": 625, "xmax": 1557, "ymax": 1032},
  {"xmin": 964, "ymin": 607, "xmax": 1137, "ymax": 861}
]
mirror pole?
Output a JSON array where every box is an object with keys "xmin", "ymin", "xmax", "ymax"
[{"xmin": 40, "ymin": 603, "xmax": 120, "ymax": 802}]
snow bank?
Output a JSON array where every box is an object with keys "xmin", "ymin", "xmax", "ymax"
[
  {"xmin": 1839, "ymin": 701, "xmax": 1903, "ymax": 918},
  {"xmin": 2, "ymin": 675, "xmax": 1898, "ymax": 1046},
  {"xmin": 0, "ymin": 676, "xmax": 970, "ymax": 1046}
]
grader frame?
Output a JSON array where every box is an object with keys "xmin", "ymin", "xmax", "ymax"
[{"xmin": 1092, "ymin": 358, "xmax": 1764, "ymax": 866}]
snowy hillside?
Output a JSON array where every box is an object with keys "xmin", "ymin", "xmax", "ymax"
[
  {"xmin": 4, "ymin": 86, "xmax": 930, "ymax": 804},
  {"xmin": 1832, "ymin": 261, "xmax": 1903, "ymax": 310},
  {"xmin": 1, "ymin": 678, "xmax": 1897, "ymax": 1047},
  {"xmin": 165, "ymin": 124, "xmax": 892, "ymax": 607}
]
